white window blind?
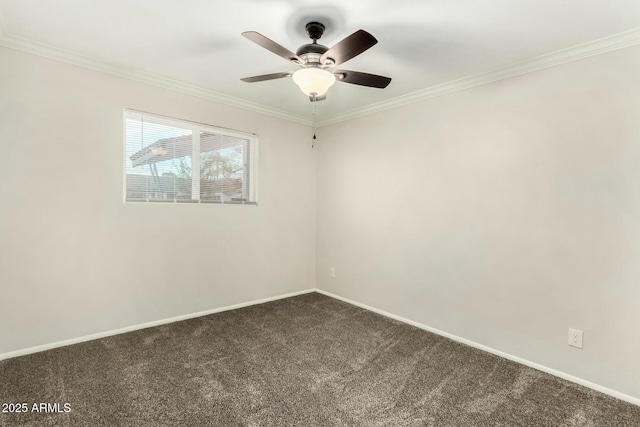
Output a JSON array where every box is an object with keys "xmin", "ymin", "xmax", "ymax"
[{"xmin": 124, "ymin": 110, "xmax": 257, "ymax": 204}]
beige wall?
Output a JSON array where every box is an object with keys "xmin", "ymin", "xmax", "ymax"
[
  {"xmin": 0, "ymin": 46, "xmax": 317, "ymax": 353},
  {"xmin": 316, "ymin": 46, "xmax": 640, "ymax": 398},
  {"xmin": 2, "ymin": 41, "xmax": 639, "ymax": 400}
]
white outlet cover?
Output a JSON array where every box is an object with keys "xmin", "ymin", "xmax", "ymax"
[
  {"xmin": 330, "ymin": 267, "xmax": 336, "ymax": 278},
  {"xmin": 568, "ymin": 328, "xmax": 583, "ymax": 349}
]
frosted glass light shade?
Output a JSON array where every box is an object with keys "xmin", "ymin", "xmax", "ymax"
[{"xmin": 292, "ymin": 68, "xmax": 336, "ymax": 96}]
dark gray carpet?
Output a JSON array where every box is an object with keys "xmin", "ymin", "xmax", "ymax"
[{"xmin": 1, "ymin": 292, "xmax": 639, "ymax": 426}]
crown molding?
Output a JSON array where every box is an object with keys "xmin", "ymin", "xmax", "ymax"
[
  {"xmin": 318, "ymin": 28, "xmax": 640, "ymax": 127},
  {"xmin": 1, "ymin": 27, "xmax": 638, "ymax": 128},
  {"xmin": 0, "ymin": 34, "xmax": 312, "ymax": 126}
]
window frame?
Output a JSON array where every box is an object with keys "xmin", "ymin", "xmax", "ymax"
[{"xmin": 123, "ymin": 109, "xmax": 258, "ymax": 205}]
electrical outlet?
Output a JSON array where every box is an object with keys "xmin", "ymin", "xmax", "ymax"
[
  {"xmin": 329, "ymin": 267, "xmax": 336, "ymax": 278},
  {"xmin": 568, "ymin": 328, "xmax": 583, "ymax": 349}
]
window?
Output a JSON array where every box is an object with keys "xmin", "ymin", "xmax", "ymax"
[{"xmin": 124, "ymin": 110, "xmax": 257, "ymax": 204}]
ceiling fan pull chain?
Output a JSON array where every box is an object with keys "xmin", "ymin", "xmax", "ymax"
[{"xmin": 312, "ymin": 94, "xmax": 317, "ymax": 148}]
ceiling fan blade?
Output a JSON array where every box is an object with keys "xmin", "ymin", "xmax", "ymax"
[
  {"xmin": 320, "ymin": 30, "xmax": 377, "ymax": 67},
  {"xmin": 241, "ymin": 72, "xmax": 291, "ymax": 83},
  {"xmin": 242, "ymin": 31, "xmax": 301, "ymax": 63},
  {"xmin": 335, "ymin": 70, "xmax": 391, "ymax": 88}
]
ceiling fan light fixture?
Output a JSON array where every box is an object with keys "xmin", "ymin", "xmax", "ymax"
[{"xmin": 292, "ymin": 68, "xmax": 336, "ymax": 97}]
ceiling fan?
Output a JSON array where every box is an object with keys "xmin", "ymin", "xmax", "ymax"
[{"xmin": 240, "ymin": 22, "xmax": 391, "ymax": 102}]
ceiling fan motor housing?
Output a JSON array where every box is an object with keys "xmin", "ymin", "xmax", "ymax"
[{"xmin": 296, "ymin": 43, "xmax": 328, "ymax": 64}]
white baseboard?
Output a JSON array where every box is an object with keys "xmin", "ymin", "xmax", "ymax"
[
  {"xmin": 2, "ymin": 287, "xmax": 638, "ymax": 407},
  {"xmin": 313, "ymin": 288, "xmax": 640, "ymax": 407},
  {"xmin": 0, "ymin": 288, "xmax": 315, "ymax": 361}
]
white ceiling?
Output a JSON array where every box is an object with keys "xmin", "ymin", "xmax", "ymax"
[{"xmin": 1, "ymin": 0, "xmax": 639, "ymax": 123}]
